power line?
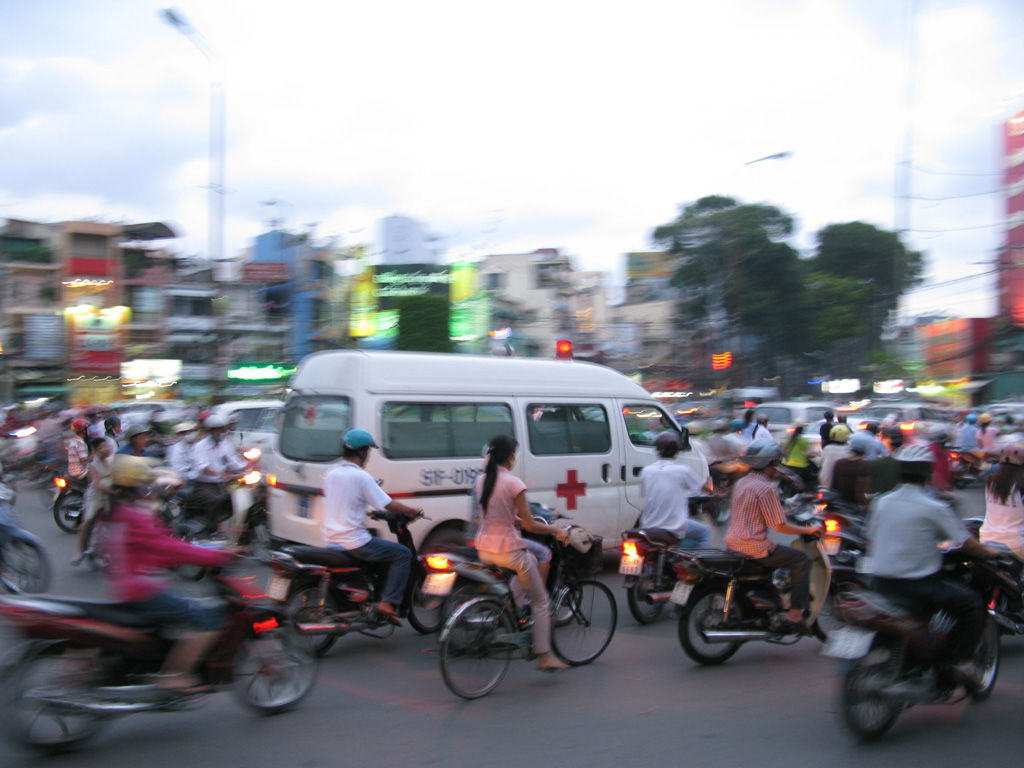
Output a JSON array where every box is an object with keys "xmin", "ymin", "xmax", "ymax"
[
  {"xmin": 900, "ymin": 189, "xmax": 1002, "ymax": 201},
  {"xmin": 904, "ymin": 162, "xmax": 1003, "ymax": 178}
]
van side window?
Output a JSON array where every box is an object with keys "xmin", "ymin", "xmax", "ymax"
[
  {"xmin": 622, "ymin": 405, "xmax": 679, "ymax": 446},
  {"xmin": 279, "ymin": 396, "xmax": 352, "ymax": 462},
  {"xmin": 527, "ymin": 404, "xmax": 611, "ymax": 455},
  {"xmin": 382, "ymin": 402, "xmax": 514, "ymax": 459},
  {"xmin": 256, "ymin": 407, "xmax": 281, "ymax": 432}
]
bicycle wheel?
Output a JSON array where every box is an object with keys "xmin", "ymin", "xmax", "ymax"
[
  {"xmin": 439, "ymin": 598, "xmax": 515, "ymax": 699},
  {"xmin": 551, "ymin": 579, "xmax": 617, "ymax": 666}
]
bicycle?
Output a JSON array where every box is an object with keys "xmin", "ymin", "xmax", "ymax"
[{"xmin": 435, "ymin": 530, "xmax": 616, "ymax": 699}]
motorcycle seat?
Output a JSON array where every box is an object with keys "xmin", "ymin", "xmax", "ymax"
[
  {"xmin": 284, "ymin": 545, "xmax": 363, "ymax": 570},
  {"xmin": 623, "ymin": 528, "xmax": 679, "ymax": 547},
  {"xmin": 670, "ymin": 547, "xmax": 771, "ymax": 575},
  {"xmin": 1, "ymin": 596, "xmax": 157, "ymax": 628}
]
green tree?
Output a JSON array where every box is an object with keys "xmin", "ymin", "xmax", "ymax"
[
  {"xmin": 652, "ymin": 196, "xmax": 806, "ymax": 370},
  {"xmin": 809, "ymin": 222, "xmax": 924, "ymax": 343},
  {"xmin": 395, "ymin": 295, "xmax": 454, "ymax": 353}
]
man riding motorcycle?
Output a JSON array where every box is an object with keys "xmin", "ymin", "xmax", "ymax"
[
  {"xmin": 638, "ymin": 431, "xmax": 712, "ymax": 548},
  {"xmin": 864, "ymin": 443, "xmax": 1000, "ymax": 689},
  {"xmin": 723, "ymin": 439, "xmax": 822, "ymax": 633}
]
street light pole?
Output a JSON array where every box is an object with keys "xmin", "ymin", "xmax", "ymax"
[{"xmin": 161, "ymin": 8, "xmax": 225, "ymax": 263}]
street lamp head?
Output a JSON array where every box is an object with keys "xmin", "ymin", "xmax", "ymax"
[{"xmin": 160, "ymin": 8, "xmax": 189, "ymax": 32}]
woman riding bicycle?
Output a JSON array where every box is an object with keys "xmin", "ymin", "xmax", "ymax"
[{"xmin": 474, "ymin": 434, "xmax": 570, "ymax": 672}]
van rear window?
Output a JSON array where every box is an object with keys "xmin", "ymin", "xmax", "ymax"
[
  {"xmin": 382, "ymin": 402, "xmax": 513, "ymax": 459},
  {"xmin": 527, "ymin": 404, "xmax": 611, "ymax": 455},
  {"xmin": 279, "ymin": 396, "xmax": 352, "ymax": 461}
]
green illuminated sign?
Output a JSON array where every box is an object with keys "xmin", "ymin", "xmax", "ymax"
[{"xmin": 226, "ymin": 364, "xmax": 296, "ymax": 382}]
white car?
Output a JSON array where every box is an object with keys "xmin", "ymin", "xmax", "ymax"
[
  {"xmin": 209, "ymin": 399, "xmax": 283, "ymax": 454},
  {"xmin": 845, "ymin": 401, "xmax": 953, "ymax": 439},
  {"xmin": 749, "ymin": 401, "xmax": 837, "ymax": 448}
]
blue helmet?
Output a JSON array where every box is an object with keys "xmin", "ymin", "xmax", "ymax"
[
  {"xmin": 730, "ymin": 418, "xmax": 745, "ymax": 431},
  {"xmin": 343, "ymin": 428, "xmax": 378, "ymax": 450},
  {"xmin": 966, "ymin": 412, "xmax": 978, "ymax": 424}
]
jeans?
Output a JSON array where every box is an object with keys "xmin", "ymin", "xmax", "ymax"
[
  {"xmin": 757, "ymin": 544, "xmax": 810, "ymax": 612},
  {"xmin": 478, "ymin": 547, "xmax": 552, "ymax": 655},
  {"xmin": 346, "ymin": 537, "xmax": 411, "ymax": 606},
  {"xmin": 873, "ymin": 575, "xmax": 985, "ymax": 662},
  {"xmin": 678, "ymin": 518, "xmax": 713, "ymax": 549}
]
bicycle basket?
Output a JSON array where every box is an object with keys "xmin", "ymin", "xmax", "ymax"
[{"xmin": 561, "ymin": 535, "xmax": 603, "ymax": 577}]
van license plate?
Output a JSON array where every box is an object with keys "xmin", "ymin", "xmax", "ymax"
[
  {"xmin": 297, "ymin": 495, "xmax": 310, "ymax": 519},
  {"xmin": 422, "ymin": 572, "xmax": 456, "ymax": 596},
  {"xmin": 267, "ymin": 575, "xmax": 292, "ymax": 602},
  {"xmin": 670, "ymin": 581, "xmax": 695, "ymax": 606},
  {"xmin": 619, "ymin": 554, "xmax": 643, "ymax": 576},
  {"xmin": 823, "ymin": 537, "xmax": 841, "ymax": 556},
  {"xmin": 823, "ymin": 627, "xmax": 875, "ymax": 659}
]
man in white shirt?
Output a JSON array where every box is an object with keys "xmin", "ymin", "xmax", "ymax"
[
  {"xmin": 638, "ymin": 432, "xmax": 712, "ymax": 547},
  {"xmin": 323, "ymin": 429, "xmax": 421, "ymax": 624},
  {"xmin": 190, "ymin": 415, "xmax": 248, "ymax": 533}
]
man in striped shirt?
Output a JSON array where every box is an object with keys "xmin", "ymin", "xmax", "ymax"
[{"xmin": 724, "ymin": 439, "xmax": 822, "ymax": 632}]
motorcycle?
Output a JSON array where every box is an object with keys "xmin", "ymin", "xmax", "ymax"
[
  {"xmin": 52, "ymin": 474, "xmax": 87, "ymax": 533},
  {"xmin": 671, "ymin": 524, "xmax": 832, "ymax": 665},
  {"xmin": 619, "ymin": 495, "xmax": 717, "ymax": 624},
  {"xmin": 963, "ymin": 516, "xmax": 1024, "ymax": 637},
  {"xmin": 266, "ymin": 510, "xmax": 448, "ymax": 656},
  {"xmin": 948, "ymin": 448, "xmax": 984, "ymax": 489},
  {"xmin": 0, "ymin": 474, "xmax": 51, "ymax": 593},
  {"xmin": 824, "ymin": 548, "xmax": 1017, "ymax": 741},
  {"xmin": 0, "ymin": 562, "xmax": 317, "ymax": 754}
]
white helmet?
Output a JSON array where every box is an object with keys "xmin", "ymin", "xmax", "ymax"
[
  {"xmin": 893, "ymin": 444, "xmax": 934, "ymax": 463},
  {"xmin": 745, "ymin": 439, "xmax": 782, "ymax": 469},
  {"xmin": 204, "ymin": 414, "xmax": 229, "ymax": 429}
]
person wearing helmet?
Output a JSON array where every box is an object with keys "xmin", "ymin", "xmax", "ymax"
[
  {"xmin": 958, "ymin": 412, "xmax": 981, "ymax": 451},
  {"xmin": 118, "ymin": 423, "xmax": 160, "ymax": 458},
  {"xmin": 166, "ymin": 421, "xmax": 200, "ymax": 482},
  {"xmin": 105, "ymin": 454, "xmax": 235, "ymax": 693},
  {"xmin": 65, "ymin": 416, "xmax": 91, "ymax": 480},
  {"xmin": 323, "ymin": 428, "xmax": 424, "ymax": 626},
  {"xmin": 782, "ymin": 421, "xmax": 818, "ymax": 488},
  {"xmin": 190, "ymin": 414, "xmax": 250, "ymax": 534},
  {"xmin": 818, "ymin": 424, "xmax": 852, "ymax": 488},
  {"xmin": 980, "ymin": 442, "xmax": 1024, "ymax": 559},
  {"xmin": 978, "ymin": 412, "xmax": 999, "ymax": 458},
  {"xmin": 831, "ymin": 431, "xmax": 873, "ymax": 507},
  {"xmin": 638, "ymin": 431, "xmax": 712, "ymax": 548},
  {"xmin": 723, "ymin": 439, "xmax": 823, "ymax": 633},
  {"xmin": 924, "ymin": 423, "xmax": 955, "ymax": 496},
  {"xmin": 861, "ymin": 422, "xmax": 890, "ymax": 460},
  {"xmin": 865, "ymin": 444, "xmax": 1001, "ymax": 690}
]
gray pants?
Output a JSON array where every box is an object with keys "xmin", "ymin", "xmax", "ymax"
[{"xmin": 757, "ymin": 544, "xmax": 810, "ymax": 612}]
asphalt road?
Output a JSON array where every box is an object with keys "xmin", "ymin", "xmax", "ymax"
[{"xmin": 2, "ymin": 483, "xmax": 1021, "ymax": 768}]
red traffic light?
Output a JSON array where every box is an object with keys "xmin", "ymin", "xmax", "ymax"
[{"xmin": 555, "ymin": 339, "xmax": 573, "ymax": 359}]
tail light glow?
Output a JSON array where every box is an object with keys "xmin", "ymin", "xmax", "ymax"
[
  {"xmin": 252, "ymin": 617, "xmax": 279, "ymax": 634},
  {"xmin": 241, "ymin": 469, "xmax": 262, "ymax": 486},
  {"xmin": 900, "ymin": 421, "xmax": 916, "ymax": 432},
  {"xmin": 54, "ymin": 477, "xmax": 67, "ymax": 489},
  {"xmin": 949, "ymin": 451, "xmax": 960, "ymax": 460},
  {"xmin": 243, "ymin": 447, "xmax": 262, "ymax": 462},
  {"xmin": 622, "ymin": 540, "xmax": 639, "ymax": 558},
  {"xmin": 267, "ymin": 474, "xmax": 278, "ymax": 487},
  {"xmin": 425, "ymin": 555, "xmax": 451, "ymax": 570},
  {"xmin": 824, "ymin": 518, "xmax": 841, "ymax": 534}
]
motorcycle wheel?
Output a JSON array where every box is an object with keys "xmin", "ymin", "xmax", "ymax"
[
  {"xmin": 0, "ymin": 539, "xmax": 51, "ymax": 593},
  {"xmin": 233, "ymin": 629, "xmax": 317, "ymax": 715},
  {"xmin": 971, "ymin": 618, "xmax": 1000, "ymax": 701},
  {"xmin": 438, "ymin": 598, "xmax": 514, "ymax": 700},
  {"xmin": 626, "ymin": 569, "xmax": 666, "ymax": 625},
  {"xmin": 677, "ymin": 586, "xmax": 742, "ymax": 665},
  {"xmin": 840, "ymin": 640, "xmax": 900, "ymax": 741},
  {"xmin": 246, "ymin": 522, "xmax": 272, "ymax": 562},
  {"xmin": 1, "ymin": 645, "xmax": 108, "ymax": 754},
  {"xmin": 407, "ymin": 574, "xmax": 445, "ymax": 634},
  {"xmin": 52, "ymin": 492, "xmax": 83, "ymax": 533},
  {"xmin": 551, "ymin": 579, "xmax": 617, "ymax": 665},
  {"xmin": 286, "ymin": 586, "xmax": 339, "ymax": 656}
]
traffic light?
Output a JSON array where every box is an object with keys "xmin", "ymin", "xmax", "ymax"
[{"xmin": 555, "ymin": 339, "xmax": 573, "ymax": 359}]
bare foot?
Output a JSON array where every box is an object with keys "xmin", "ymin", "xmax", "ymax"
[{"xmin": 537, "ymin": 653, "xmax": 568, "ymax": 672}]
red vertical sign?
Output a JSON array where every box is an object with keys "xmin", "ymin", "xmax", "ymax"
[{"xmin": 1002, "ymin": 111, "xmax": 1024, "ymax": 325}]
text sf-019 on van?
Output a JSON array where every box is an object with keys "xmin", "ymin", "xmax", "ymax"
[{"xmin": 264, "ymin": 351, "xmax": 709, "ymax": 553}]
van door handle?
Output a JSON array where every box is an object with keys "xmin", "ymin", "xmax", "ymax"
[
  {"xmin": 632, "ymin": 466, "xmax": 643, "ymax": 478},
  {"xmin": 620, "ymin": 465, "xmax": 626, "ymax": 481},
  {"xmin": 602, "ymin": 463, "xmax": 610, "ymax": 482}
]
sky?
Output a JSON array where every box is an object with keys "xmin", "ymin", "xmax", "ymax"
[{"xmin": 2, "ymin": 0, "xmax": 1023, "ymax": 320}]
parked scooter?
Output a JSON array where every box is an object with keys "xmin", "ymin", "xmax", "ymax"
[
  {"xmin": 266, "ymin": 511, "xmax": 447, "ymax": 656},
  {"xmin": 0, "ymin": 562, "xmax": 316, "ymax": 754},
  {"xmin": 825, "ymin": 548, "xmax": 1015, "ymax": 741}
]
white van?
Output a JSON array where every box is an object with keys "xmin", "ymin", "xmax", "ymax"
[
  {"xmin": 264, "ymin": 350, "xmax": 708, "ymax": 552},
  {"xmin": 209, "ymin": 399, "xmax": 283, "ymax": 454}
]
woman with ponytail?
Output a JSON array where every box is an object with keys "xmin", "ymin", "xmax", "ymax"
[{"xmin": 474, "ymin": 434, "xmax": 570, "ymax": 672}]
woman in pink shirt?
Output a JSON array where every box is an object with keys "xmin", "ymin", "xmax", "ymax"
[
  {"xmin": 474, "ymin": 434, "xmax": 570, "ymax": 672},
  {"xmin": 106, "ymin": 455, "xmax": 235, "ymax": 692}
]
